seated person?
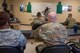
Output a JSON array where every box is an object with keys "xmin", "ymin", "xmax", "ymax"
[
  {"xmin": 5, "ymin": 10, "xmax": 20, "ymax": 23},
  {"xmin": 9, "ymin": 14, "xmax": 20, "ymax": 23},
  {"xmin": 64, "ymin": 13, "xmax": 76, "ymax": 29},
  {"xmin": 42, "ymin": 7, "xmax": 50, "ymax": 21},
  {"xmin": 33, "ymin": 12, "xmax": 68, "ymax": 52},
  {"xmin": 0, "ymin": 11, "xmax": 27, "ymax": 50},
  {"xmin": 31, "ymin": 12, "xmax": 45, "ymax": 30}
]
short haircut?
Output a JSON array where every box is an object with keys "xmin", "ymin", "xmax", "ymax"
[
  {"xmin": 0, "ymin": 11, "xmax": 10, "ymax": 26},
  {"xmin": 68, "ymin": 13, "xmax": 72, "ymax": 17},
  {"xmin": 37, "ymin": 12, "xmax": 41, "ymax": 17},
  {"xmin": 48, "ymin": 12, "xmax": 57, "ymax": 22}
]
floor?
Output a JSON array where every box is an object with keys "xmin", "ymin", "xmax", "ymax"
[
  {"xmin": 10, "ymin": 24, "xmax": 39, "ymax": 53},
  {"xmin": 13, "ymin": 25, "xmax": 80, "ymax": 53},
  {"xmin": 24, "ymin": 36, "xmax": 80, "ymax": 53},
  {"xmin": 24, "ymin": 39, "xmax": 43, "ymax": 53}
]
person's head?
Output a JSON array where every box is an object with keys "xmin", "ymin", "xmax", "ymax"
[
  {"xmin": 10, "ymin": 14, "xmax": 14, "ymax": 18},
  {"xmin": 47, "ymin": 12, "xmax": 57, "ymax": 22},
  {"xmin": 68, "ymin": 13, "xmax": 72, "ymax": 18},
  {"xmin": 0, "ymin": 11, "xmax": 10, "ymax": 28},
  {"xmin": 45, "ymin": 7, "xmax": 49, "ymax": 11},
  {"xmin": 46, "ymin": 7, "xmax": 49, "ymax": 9},
  {"xmin": 5, "ymin": 10, "xmax": 10, "ymax": 13},
  {"xmin": 36, "ymin": 12, "xmax": 41, "ymax": 18},
  {"xmin": 4, "ymin": 0, "xmax": 6, "ymax": 2}
]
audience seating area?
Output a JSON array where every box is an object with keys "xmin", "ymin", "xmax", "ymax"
[
  {"xmin": 36, "ymin": 45, "xmax": 71, "ymax": 53},
  {"xmin": 0, "ymin": 46, "xmax": 23, "ymax": 53}
]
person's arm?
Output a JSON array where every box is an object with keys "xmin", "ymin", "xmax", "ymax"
[
  {"xmin": 33, "ymin": 25, "xmax": 49, "ymax": 42},
  {"xmin": 64, "ymin": 18, "xmax": 69, "ymax": 26},
  {"xmin": 33, "ymin": 27, "xmax": 42, "ymax": 41},
  {"xmin": 39, "ymin": 29, "xmax": 55, "ymax": 45},
  {"xmin": 38, "ymin": 25, "xmax": 51, "ymax": 43},
  {"xmin": 19, "ymin": 31, "xmax": 27, "ymax": 50},
  {"xmin": 31, "ymin": 22, "xmax": 34, "ymax": 25}
]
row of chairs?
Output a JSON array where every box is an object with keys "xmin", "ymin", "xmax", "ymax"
[
  {"xmin": 36, "ymin": 45, "xmax": 71, "ymax": 53},
  {"xmin": 0, "ymin": 46, "xmax": 23, "ymax": 53},
  {"xmin": 0, "ymin": 44, "xmax": 80, "ymax": 53},
  {"xmin": 0, "ymin": 45, "xmax": 70, "ymax": 53},
  {"xmin": 36, "ymin": 43, "xmax": 80, "ymax": 53}
]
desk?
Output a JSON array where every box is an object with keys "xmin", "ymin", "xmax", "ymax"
[
  {"xmin": 67, "ymin": 29, "xmax": 80, "ymax": 36},
  {"xmin": 66, "ymin": 35, "xmax": 80, "ymax": 43},
  {"xmin": 66, "ymin": 29, "xmax": 80, "ymax": 42},
  {"xmin": 10, "ymin": 22, "xmax": 20, "ymax": 30}
]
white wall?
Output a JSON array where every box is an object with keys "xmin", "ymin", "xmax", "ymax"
[
  {"xmin": 7, "ymin": 0, "xmax": 80, "ymax": 24},
  {"xmin": 32, "ymin": 3, "xmax": 56, "ymax": 16},
  {"xmin": 0, "ymin": 0, "xmax": 3, "ymax": 11}
]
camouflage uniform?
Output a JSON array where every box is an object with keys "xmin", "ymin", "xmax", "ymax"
[
  {"xmin": 64, "ymin": 17, "xmax": 76, "ymax": 29},
  {"xmin": 0, "ymin": 28, "xmax": 26, "ymax": 49},
  {"xmin": 33, "ymin": 18, "xmax": 45, "ymax": 25},
  {"xmin": 31, "ymin": 17, "xmax": 45, "ymax": 30},
  {"xmin": 33, "ymin": 22, "xmax": 68, "ymax": 52}
]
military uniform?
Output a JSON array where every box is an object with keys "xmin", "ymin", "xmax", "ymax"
[
  {"xmin": 31, "ymin": 17, "xmax": 45, "ymax": 30},
  {"xmin": 64, "ymin": 18, "xmax": 76, "ymax": 29},
  {"xmin": 33, "ymin": 22, "xmax": 68, "ymax": 52},
  {"xmin": 0, "ymin": 28, "xmax": 26, "ymax": 49}
]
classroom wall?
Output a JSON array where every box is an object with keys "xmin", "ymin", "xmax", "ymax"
[
  {"xmin": 0, "ymin": 0, "xmax": 3, "ymax": 11},
  {"xmin": 7, "ymin": 0, "xmax": 80, "ymax": 24},
  {"xmin": 0, "ymin": 0, "xmax": 11, "ymax": 11}
]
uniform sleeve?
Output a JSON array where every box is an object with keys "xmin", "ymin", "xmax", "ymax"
[
  {"xmin": 18, "ymin": 31, "xmax": 27, "ymax": 49},
  {"xmin": 33, "ymin": 27, "xmax": 42, "ymax": 41},
  {"xmin": 64, "ymin": 18, "xmax": 69, "ymax": 25},
  {"xmin": 32, "ymin": 25, "xmax": 49, "ymax": 41},
  {"xmin": 59, "ymin": 24, "xmax": 68, "ymax": 39},
  {"xmin": 39, "ymin": 25, "xmax": 49, "ymax": 41}
]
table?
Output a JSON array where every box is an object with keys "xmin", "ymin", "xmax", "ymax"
[
  {"xmin": 10, "ymin": 22, "xmax": 20, "ymax": 30},
  {"xmin": 67, "ymin": 29, "xmax": 80, "ymax": 42},
  {"xmin": 67, "ymin": 29, "xmax": 80, "ymax": 36}
]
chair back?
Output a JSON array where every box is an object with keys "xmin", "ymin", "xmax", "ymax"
[
  {"xmin": 40, "ymin": 45, "xmax": 71, "ymax": 53},
  {"xmin": 0, "ymin": 46, "xmax": 22, "ymax": 53}
]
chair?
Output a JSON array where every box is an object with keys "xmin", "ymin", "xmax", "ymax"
[
  {"xmin": 0, "ymin": 46, "xmax": 23, "ymax": 53},
  {"xmin": 36, "ymin": 45, "xmax": 71, "ymax": 53},
  {"xmin": 70, "ymin": 44, "xmax": 80, "ymax": 53}
]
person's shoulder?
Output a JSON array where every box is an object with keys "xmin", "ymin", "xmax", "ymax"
[
  {"xmin": 42, "ymin": 22, "xmax": 50, "ymax": 26},
  {"xmin": 40, "ymin": 22, "xmax": 53, "ymax": 28},
  {"xmin": 10, "ymin": 29, "xmax": 21, "ymax": 34},
  {"xmin": 10, "ymin": 29, "xmax": 19, "ymax": 31},
  {"xmin": 53, "ymin": 22, "xmax": 65, "ymax": 28},
  {"xmin": 72, "ymin": 18, "xmax": 76, "ymax": 20},
  {"xmin": 33, "ymin": 18, "xmax": 39, "ymax": 20},
  {"xmin": 57, "ymin": 23, "xmax": 64, "ymax": 26}
]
